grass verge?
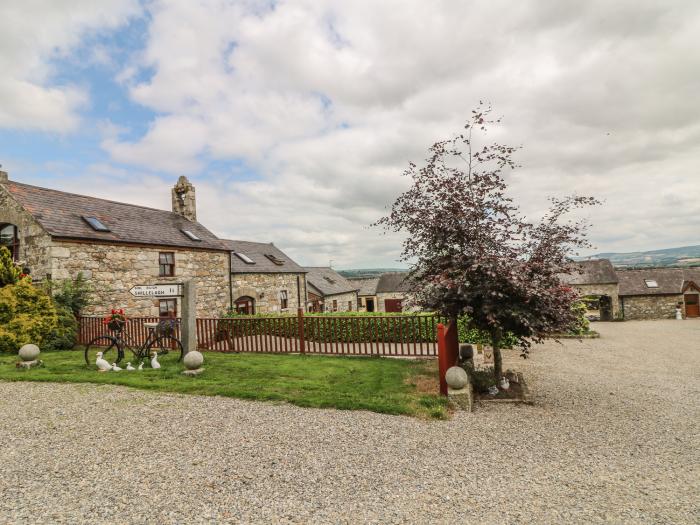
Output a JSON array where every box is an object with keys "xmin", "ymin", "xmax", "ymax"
[{"xmin": 0, "ymin": 350, "xmax": 447, "ymax": 419}]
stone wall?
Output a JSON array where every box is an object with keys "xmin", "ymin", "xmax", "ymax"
[
  {"xmin": 231, "ymin": 272, "xmax": 306, "ymax": 314},
  {"xmin": 621, "ymin": 294, "xmax": 682, "ymax": 320},
  {"xmin": 377, "ymin": 292, "xmax": 419, "ymax": 313},
  {"xmin": 321, "ymin": 291, "xmax": 358, "ymax": 312},
  {"xmin": 50, "ymin": 241, "xmax": 230, "ymax": 317},
  {"xmin": 0, "ymin": 184, "xmax": 53, "ymax": 278}
]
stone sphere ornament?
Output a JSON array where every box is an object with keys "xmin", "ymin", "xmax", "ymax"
[
  {"xmin": 445, "ymin": 366, "xmax": 469, "ymax": 390},
  {"xmin": 19, "ymin": 344, "xmax": 41, "ymax": 362},
  {"xmin": 183, "ymin": 350, "xmax": 204, "ymax": 370}
]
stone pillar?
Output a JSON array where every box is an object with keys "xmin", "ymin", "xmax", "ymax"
[
  {"xmin": 171, "ymin": 176, "xmax": 197, "ymax": 222},
  {"xmin": 0, "ymin": 170, "xmax": 8, "ymax": 183},
  {"xmin": 181, "ymin": 280, "xmax": 197, "ymax": 355}
]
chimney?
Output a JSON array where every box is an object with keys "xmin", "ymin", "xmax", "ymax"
[
  {"xmin": 171, "ymin": 176, "xmax": 197, "ymax": 222},
  {"xmin": 0, "ymin": 169, "xmax": 8, "ymax": 183}
]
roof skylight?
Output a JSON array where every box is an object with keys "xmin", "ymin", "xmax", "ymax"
[
  {"xmin": 323, "ymin": 276, "xmax": 336, "ymax": 284},
  {"xmin": 264, "ymin": 254, "xmax": 285, "ymax": 266},
  {"xmin": 181, "ymin": 229, "xmax": 201, "ymax": 241},
  {"xmin": 234, "ymin": 252, "xmax": 255, "ymax": 264},
  {"xmin": 82, "ymin": 216, "xmax": 110, "ymax": 232},
  {"xmin": 644, "ymin": 279, "xmax": 659, "ymax": 288}
]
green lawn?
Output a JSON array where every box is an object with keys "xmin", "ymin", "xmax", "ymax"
[{"xmin": 0, "ymin": 350, "xmax": 446, "ymax": 418}]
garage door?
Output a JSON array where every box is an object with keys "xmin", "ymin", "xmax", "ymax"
[{"xmin": 384, "ymin": 299, "xmax": 403, "ymax": 313}]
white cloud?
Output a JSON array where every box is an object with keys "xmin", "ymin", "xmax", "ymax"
[
  {"xmin": 6, "ymin": 0, "xmax": 700, "ymax": 266},
  {"xmin": 0, "ymin": 0, "xmax": 139, "ymax": 131}
]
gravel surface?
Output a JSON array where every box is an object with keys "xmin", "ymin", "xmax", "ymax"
[{"xmin": 1, "ymin": 320, "xmax": 698, "ymax": 524}]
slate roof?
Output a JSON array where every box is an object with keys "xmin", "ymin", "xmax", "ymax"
[
  {"xmin": 617, "ymin": 268, "xmax": 700, "ymax": 296},
  {"xmin": 3, "ymin": 180, "xmax": 226, "ymax": 251},
  {"xmin": 305, "ymin": 267, "xmax": 358, "ymax": 296},
  {"xmin": 376, "ymin": 272, "xmax": 416, "ymax": 293},
  {"xmin": 348, "ymin": 277, "xmax": 380, "ymax": 296},
  {"xmin": 223, "ymin": 240, "xmax": 306, "ymax": 274},
  {"xmin": 561, "ymin": 259, "xmax": 619, "ymax": 285}
]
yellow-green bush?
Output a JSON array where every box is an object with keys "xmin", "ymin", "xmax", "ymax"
[{"xmin": 0, "ymin": 281, "xmax": 59, "ymax": 353}]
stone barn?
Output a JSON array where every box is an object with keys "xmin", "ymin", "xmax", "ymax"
[
  {"xmin": 617, "ymin": 268, "xmax": 700, "ymax": 319},
  {"xmin": 348, "ymin": 277, "xmax": 380, "ymax": 312},
  {"xmin": 561, "ymin": 259, "xmax": 620, "ymax": 320},
  {"xmin": 375, "ymin": 272, "xmax": 417, "ymax": 313},
  {"xmin": 226, "ymin": 240, "xmax": 307, "ymax": 314},
  {"xmin": 305, "ymin": 267, "xmax": 358, "ymax": 312}
]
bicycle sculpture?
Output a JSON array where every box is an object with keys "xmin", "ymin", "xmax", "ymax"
[{"xmin": 84, "ymin": 310, "xmax": 184, "ymax": 367}]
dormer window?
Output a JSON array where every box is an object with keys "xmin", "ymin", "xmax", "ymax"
[
  {"xmin": 644, "ymin": 279, "xmax": 659, "ymax": 288},
  {"xmin": 181, "ymin": 229, "xmax": 201, "ymax": 241},
  {"xmin": 82, "ymin": 216, "xmax": 110, "ymax": 232},
  {"xmin": 234, "ymin": 252, "xmax": 255, "ymax": 264},
  {"xmin": 265, "ymin": 254, "xmax": 285, "ymax": 266}
]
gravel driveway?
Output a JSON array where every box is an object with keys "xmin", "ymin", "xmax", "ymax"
[{"xmin": 1, "ymin": 320, "xmax": 698, "ymax": 524}]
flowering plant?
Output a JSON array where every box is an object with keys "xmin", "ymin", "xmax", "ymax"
[{"xmin": 103, "ymin": 309, "xmax": 127, "ymax": 331}]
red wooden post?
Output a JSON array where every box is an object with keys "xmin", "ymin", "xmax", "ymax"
[
  {"xmin": 297, "ymin": 307, "xmax": 306, "ymax": 354},
  {"xmin": 437, "ymin": 323, "xmax": 449, "ymax": 396},
  {"xmin": 437, "ymin": 319, "xmax": 460, "ymax": 396}
]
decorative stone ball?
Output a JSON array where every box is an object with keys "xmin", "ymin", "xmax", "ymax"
[
  {"xmin": 445, "ymin": 366, "xmax": 469, "ymax": 390},
  {"xmin": 19, "ymin": 344, "xmax": 41, "ymax": 362},
  {"xmin": 183, "ymin": 350, "xmax": 204, "ymax": 370}
]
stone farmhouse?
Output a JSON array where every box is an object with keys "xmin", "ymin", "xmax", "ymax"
[
  {"xmin": 305, "ymin": 267, "xmax": 358, "ymax": 312},
  {"xmin": 0, "ymin": 171, "xmax": 303, "ymax": 317}
]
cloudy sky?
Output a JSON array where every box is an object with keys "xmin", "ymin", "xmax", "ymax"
[{"xmin": 1, "ymin": 0, "xmax": 699, "ymax": 268}]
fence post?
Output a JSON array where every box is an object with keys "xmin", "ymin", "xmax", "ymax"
[{"xmin": 297, "ymin": 307, "xmax": 306, "ymax": 354}]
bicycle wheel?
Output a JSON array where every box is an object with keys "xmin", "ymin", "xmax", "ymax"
[
  {"xmin": 84, "ymin": 336, "xmax": 121, "ymax": 367},
  {"xmin": 146, "ymin": 335, "xmax": 184, "ymax": 368}
]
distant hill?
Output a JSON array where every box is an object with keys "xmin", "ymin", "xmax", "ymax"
[
  {"xmin": 338, "ymin": 268, "xmax": 407, "ymax": 279},
  {"xmin": 578, "ymin": 244, "xmax": 700, "ymax": 268}
]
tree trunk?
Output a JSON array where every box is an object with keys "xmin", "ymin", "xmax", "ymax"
[{"xmin": 491, "ymin": 329, "xmax": 503, "ymax": 380}]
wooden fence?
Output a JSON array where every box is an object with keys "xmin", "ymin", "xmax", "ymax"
[{"xmin": 78, "ymin": 312, "xmax": 441, "ymax": 357}]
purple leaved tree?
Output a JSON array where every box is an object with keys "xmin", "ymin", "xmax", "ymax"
[{"xmin": 377, "ymin": 104, "xmax": 599, "ymax": 379}]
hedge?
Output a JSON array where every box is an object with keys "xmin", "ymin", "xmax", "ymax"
[{"xmin": 215, "ymin": 312, "xmax": 516, "ymax": 348}]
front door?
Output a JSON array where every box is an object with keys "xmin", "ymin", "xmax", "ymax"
[
  {"xmin": 365, "ymin": 298, "xmax": 375, "ymax": 312},
  {"xmin": 684, "ymin": 294, "xmax": 699, "ymax": 318},
  {"xmin": 384, "ymin": 299, "xmax": 403, "ymax": 313},
  {"xmin": 234, "ymin": 296, "xmax": 255, "ymax": 315}
]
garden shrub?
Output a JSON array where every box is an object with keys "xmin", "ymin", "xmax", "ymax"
[
  {"xmin": 51, "ymin": 272, "xmax": 92, "ymax": 316},
  {"xmin": 0, "ymin": 281, "xmax": 58, "ymax": 353},
  {"xmin": 463, "ymin": 365, "xmax": 497, "ymax": 394},
  {"xmin": 0, "ymin": 246, "xmax": 22, "ymax": 288},
  {"xmin": 566, "ymin": 301, "xmax": 590, "ymax": 335},
  {"xmin": 42, "ymin": 304, "xmax": 78, "ymax": 351}
]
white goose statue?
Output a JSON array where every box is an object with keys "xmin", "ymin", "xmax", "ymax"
[
  {"xmin": 95, "ymin": 352, "xmax": 112, "ymax": 372},
  {"xmin": 150, "ymin": 352, "xmax": 161, "ymax": 370},
  {"xmin": 111, "ymin": 363, "xmax": 123, "ymax": 372},
  {"xmin": 125, "ymin": 362, "xmax": 135, "ymax": 371}
]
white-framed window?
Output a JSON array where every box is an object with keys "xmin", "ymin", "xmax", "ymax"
[{"xmin": 280, "ymin": 290, "xmax": 289, "ymax": 310}]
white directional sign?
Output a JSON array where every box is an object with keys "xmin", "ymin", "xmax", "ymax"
[{"xmin": 129, "ymin": 284, "xmax": 183, "ymax": 298}]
